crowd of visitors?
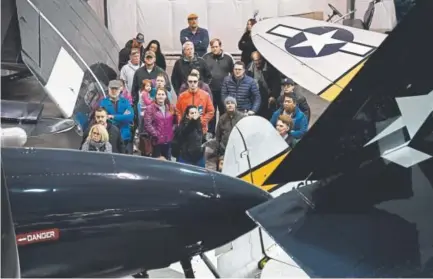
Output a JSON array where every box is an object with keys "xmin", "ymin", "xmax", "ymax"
[{"xmin": 80, "ymin": 13, "xmax": 311, "ymax": 171}]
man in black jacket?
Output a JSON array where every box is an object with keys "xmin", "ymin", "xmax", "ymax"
[
  {"xmin": 246, "ymin": 51, "xmax": 282, "ymax": 119},
  {"xmin": 171, "ymin": 41, "xmax": 212, "ymax": 95},
  {"xmin": 203, "ymin": 38, "xmax": 235, "ymax": 136},
  {"xmin": 80, "ymin": 107, "xmax": 123, "ymax": 153}
]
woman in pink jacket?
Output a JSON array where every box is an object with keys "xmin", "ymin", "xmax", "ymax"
[{"xmin": 143, "ymin": 87, "xmax": 177, "ymax": 160}]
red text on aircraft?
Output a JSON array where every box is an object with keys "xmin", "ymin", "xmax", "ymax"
[{"xmin": 16, "ymin": 228, "xmax": 60, "ymax": 246}]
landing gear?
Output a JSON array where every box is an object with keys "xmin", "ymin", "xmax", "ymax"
[
  {"xmin": 180, "ymin": 258, "xmax": 195, "ymax": 278},
  {"xmin": 132, "ymin": 270, "xmax": 149, "ymax": 278}
]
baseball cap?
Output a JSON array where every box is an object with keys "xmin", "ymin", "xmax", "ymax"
[
  {"xmin": 136, "ymin": 33, "xmax": 145, "ymax": 43},
  {"xmin": 108, "ymin": 80, "xmax": 122, "ymax": 88},
  {"xmin": 187, "ymin": 13, "xmax": 198, "ymax": 20},
  {"xmin": 145, "ymin": 50, "xmax": 155, "ymax": 58},
  {"xmin": 282, "ymin": 77, "xmax": 295, "ymax": 85}
]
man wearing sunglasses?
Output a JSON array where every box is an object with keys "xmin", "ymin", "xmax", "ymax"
[{"xmin": 176, "ymin": 72, "xmax": 215, "ymax": 135}]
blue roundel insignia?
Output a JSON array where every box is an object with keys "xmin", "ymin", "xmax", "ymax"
[{"xmin": 284, "ymin": 26, "xmax": 354, "ymax": 58}]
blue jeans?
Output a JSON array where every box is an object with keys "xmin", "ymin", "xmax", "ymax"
[{"xmin": 177, "ymin": 155, "xmax": 205, "ymax": 168}]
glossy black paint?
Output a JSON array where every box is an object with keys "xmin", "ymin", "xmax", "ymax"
[
  {"xmin": 2, "ymin": 147, "xmax": 271, "ymax": 278},
  {"xmin": 248, "ymin": 1, "xmax": 433, "ymax": 277}
]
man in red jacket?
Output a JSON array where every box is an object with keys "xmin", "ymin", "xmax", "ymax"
[{"xmin": 176, "ymin": 72, "xmax": 215, "ymax": 135}]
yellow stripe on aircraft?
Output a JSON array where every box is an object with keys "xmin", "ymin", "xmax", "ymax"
[
  {"xmin": 319, "ymin": 60, "xmax": 366, "ymax": 102},
  {"xmin": 240, "ymin": 151, "xmax": 289, "ymax": 192}
]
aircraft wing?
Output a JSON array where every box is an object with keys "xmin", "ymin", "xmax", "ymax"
[
  {"xmin": 251, "ymin": 16, "xmax": 387, "ymax": 102},
  {"xmin": 11, "ymin": 0, "xmax": 118, "ymax": 128}
]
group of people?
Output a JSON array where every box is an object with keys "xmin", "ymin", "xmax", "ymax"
[{"xmin": 79, "ymin": 13, "xmax": 312, "ymax": 172}]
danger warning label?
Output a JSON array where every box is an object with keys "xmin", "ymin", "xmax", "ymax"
[{"xmin": 16, "ymin": 228, "xmax": 60, "ymax": 246}]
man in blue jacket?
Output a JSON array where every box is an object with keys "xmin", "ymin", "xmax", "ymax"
[
  {"xmin": 99, "ymin": 80, "xmax": 135, "ymax": 154},
  {"xmin": 180, "ymin": 13, "xmax": 209, "ymax": 57},
  {"xmin": 270, "ymin": 95, "xmax": 308, "ymax": 139},
  {"xmin": 221, "ymin": 61, "xmax": 261, "ymax": 115}
]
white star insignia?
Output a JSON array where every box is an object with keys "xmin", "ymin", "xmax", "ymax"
[
  {"xmin": 365, "ymin": 89, "xmax": 433, "ymax": 167},
  {"xmin": 290, "ymin": 29, "xmax": 345, "ymax": 55}
]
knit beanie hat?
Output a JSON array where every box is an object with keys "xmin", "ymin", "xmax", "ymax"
[{"xmin": 224, "ymin": 96, "xmax": 237, "ymax": 106}]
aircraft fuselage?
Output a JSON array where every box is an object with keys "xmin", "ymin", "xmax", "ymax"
[{"xmin": 1, "ymin": 147, "xmax": 270, "ymax": 277}]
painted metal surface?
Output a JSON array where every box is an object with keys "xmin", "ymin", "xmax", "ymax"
[
  {"xmin": 251, "ymin": 15, "xmax": 386, "ymax": 94},
  {"xmin": 1, "ymin": 147, "xmax": 270, "ymax": 278},
  {"xmin": 247, "ymin": 2, "xmax": 433, "ymax": 277}
]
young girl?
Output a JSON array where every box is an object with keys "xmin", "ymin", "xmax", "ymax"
[
  {"xmin": 143, "ymin": 87, "xmax": 176, "ymax": 160},
  {"xmin": 139, "ymin": 79, "xmax": 153, "ymax": 115},
  {"xmin": 137, "ymin": 79, "xmax": 154, "ymax": 144}
]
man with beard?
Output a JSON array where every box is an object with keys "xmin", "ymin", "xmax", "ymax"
[
  {"xmin": 80, "ymin": 107, "xmax": 123, "ymax": 153},
  {"xmin": 99, "ymin": 80, "xmax": 135, "ymax": 154},
  {"xmin": 270, "ymin": 95, "xmax": 308, "ymax": 139},
  {"xmin": 131, "ymin": 50, "xmax": 170, "ymax": 135}
]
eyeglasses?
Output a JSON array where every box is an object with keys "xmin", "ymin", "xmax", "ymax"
[{"xmin": 188, "ymin": 80, "xmax": 198, "ymax": 84}]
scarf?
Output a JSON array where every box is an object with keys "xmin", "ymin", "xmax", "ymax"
[{"xmin": 89, "ymin": 140, "xmax": 106, "ymax": 150}]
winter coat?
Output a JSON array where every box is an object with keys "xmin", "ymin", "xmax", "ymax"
[
  {"xmin": 221, "ymin": 75, "xmax": 261, "ymax": 113},
  {"xmin": 202, "ymin": 51, "xmax": 235, "ymax": 92},
  {"xmin": 177, "ymin": 118, "xmax": 204, "ymax": 162},
  {"xmin": 171, "ymin": 54, "xmax": 212, "ymax": 95},
  {"xmin": 176, "ymin": 89, "xmax": 215, "ymax": 134},
  {"xmin": 238, "ymin": 32, "xmax": 257, "ymax": 66},
  {"xmin": 131, "ymin": 65, "xmax": 171, "ymax": 106},
  {"xmin": 179, "ymin": 81, "xmax": 213, "ymax": 100},
  {"xmin": 120, "ymin": 60, "xmax": 144, "ymax": 93},
  {"xmin": 80, "ymin": 122, "xmax": 123, "ymax": 153},
  {"xmin": 215, "ymin": 111, "xmax": 245, "ymax": 155},
  {"xmin": 99, "ymin": 97, "xmax": 134, "ymax": 141},
  {"xmin": 81, "ymin": 140, "xmax": 112, "ymax": 153},
  {"xmin": 270, "ymin": 106, "xmax": 308, "ymax": 139},
  {"xmin": 143, "ymin": 103, "xmax": 176, "ymax": 145},
  {"xmin": 180, "ymin": 27, "xmax": 210, "ymax": 57}
]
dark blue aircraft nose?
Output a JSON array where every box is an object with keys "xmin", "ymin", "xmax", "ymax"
[{"xmin": 193, "ymin": 172, "xmax": 271, "ymax": 252}]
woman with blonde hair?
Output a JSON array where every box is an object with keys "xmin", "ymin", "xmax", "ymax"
[{"xmin": 80, "ymin": 124, "xmax": 112, "ymax": 153}]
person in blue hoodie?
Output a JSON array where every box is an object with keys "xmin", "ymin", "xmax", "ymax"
[
  {"xmin": 270, "ymin": 95, "xmax": 308, "ymax": 139},
  {"xmin": 99, "ymin": 80, "xmax": 135, "ymax": 154}
]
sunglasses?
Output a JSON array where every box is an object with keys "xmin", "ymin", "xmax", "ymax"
[
  {"xmin": 145, "ymin": 55, "xmax": 154, "ymax": 59},
  {"xmin": 188, "ymin": 80, "xmax": 198, "ymax": 84}
]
